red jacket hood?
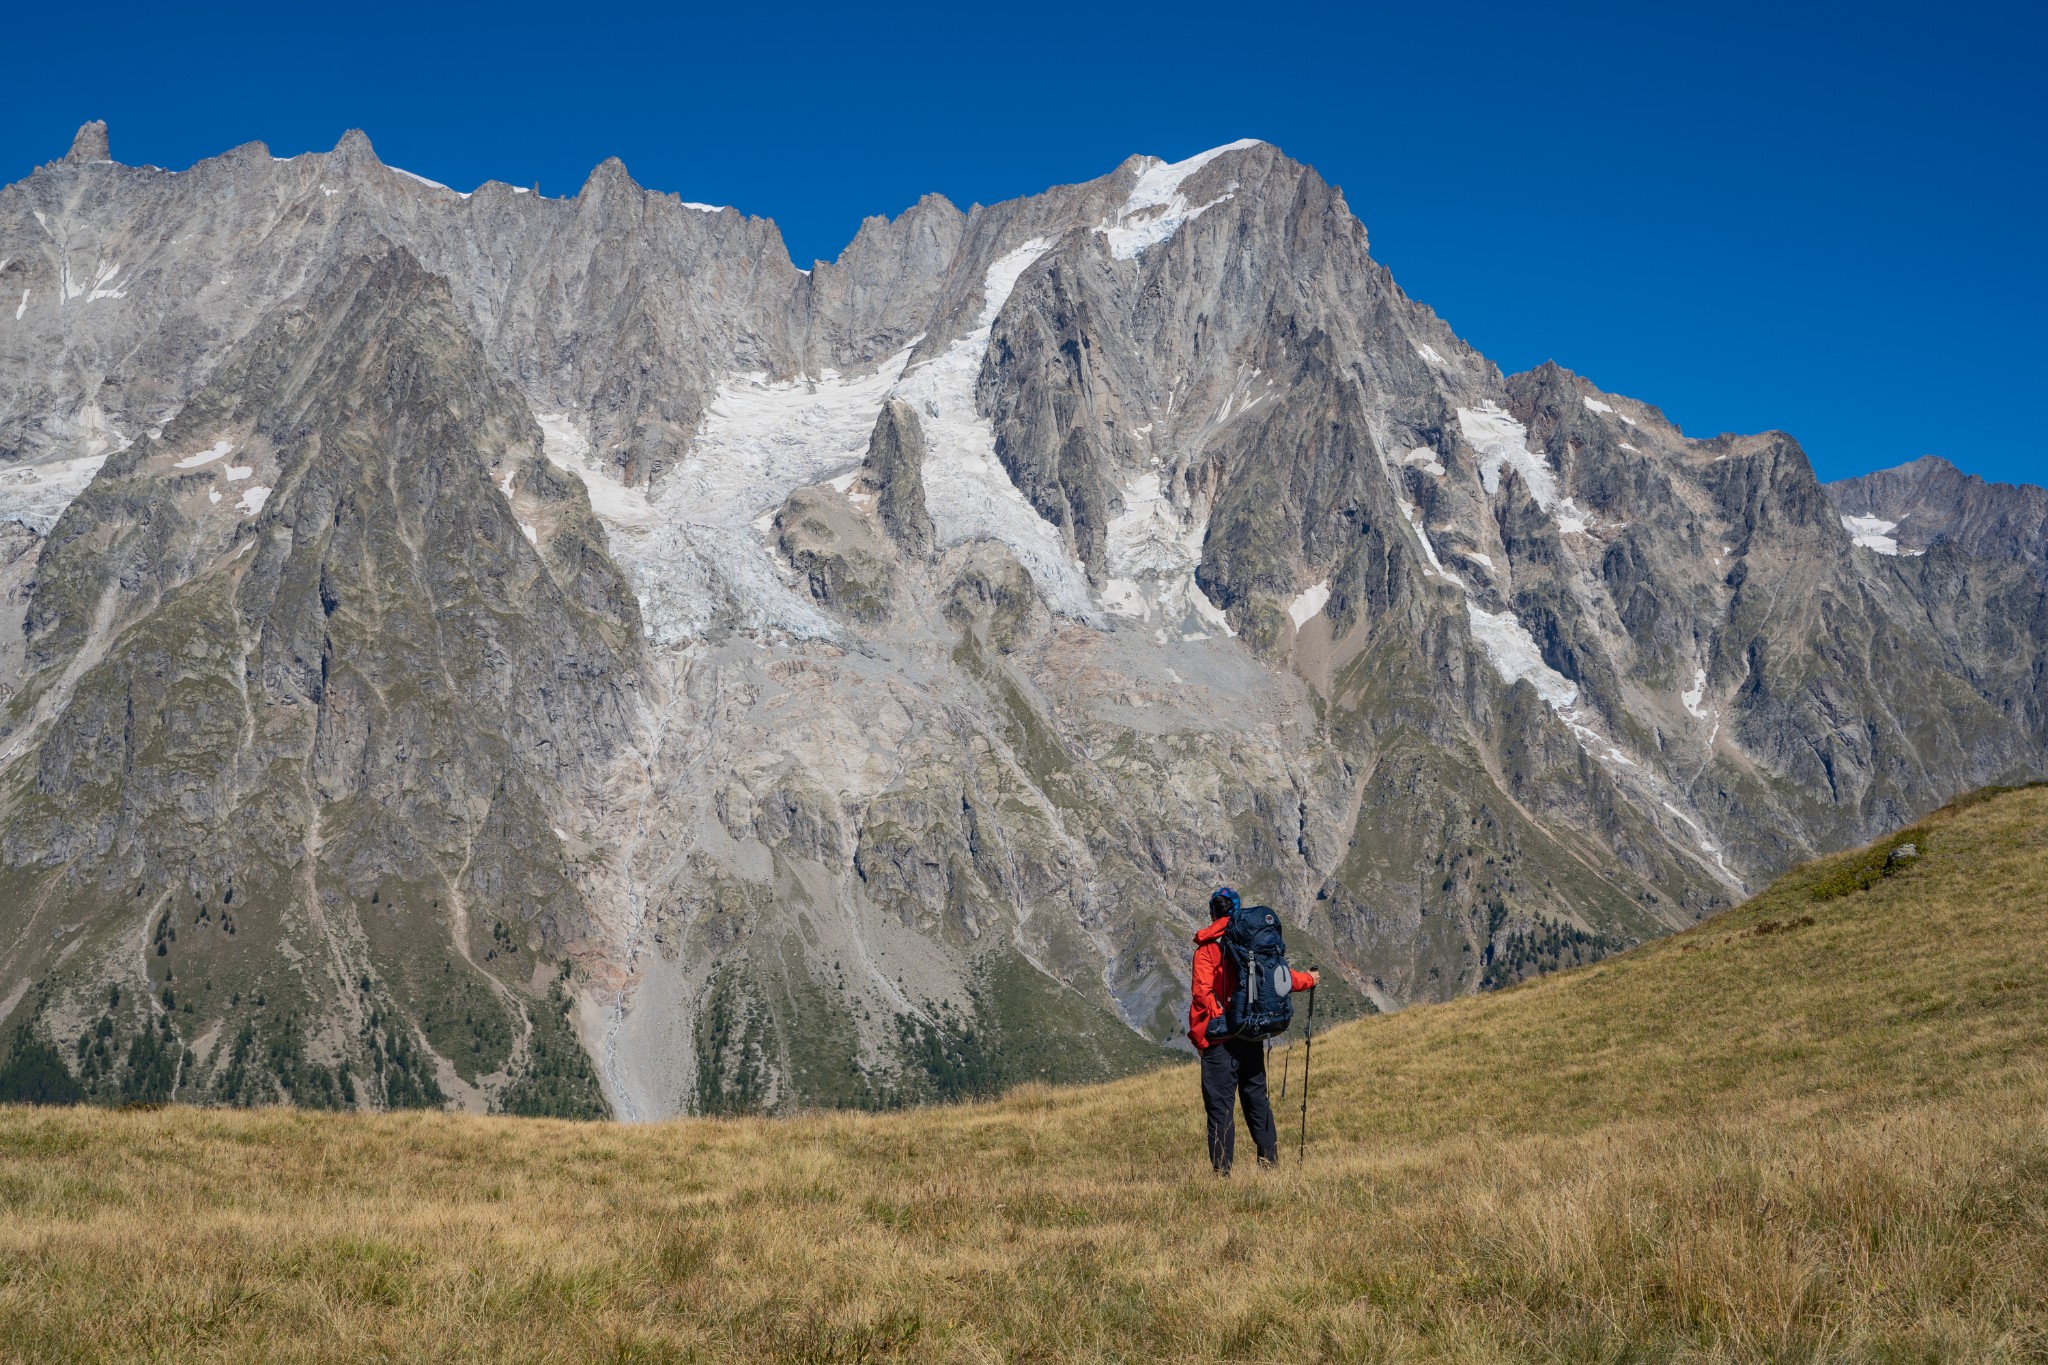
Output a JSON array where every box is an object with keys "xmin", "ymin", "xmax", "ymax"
[{"xmin": 1194, "ymin": 915, "xmax": 1230, "ymax": 945}]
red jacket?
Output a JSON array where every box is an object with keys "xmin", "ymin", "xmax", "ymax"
[{"xmin": 1187, "ymin": 916, "xmax": 1317, "ymax": 1049}]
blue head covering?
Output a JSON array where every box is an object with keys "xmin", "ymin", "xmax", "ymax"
[{"xmin": 1209, "ymin": 886, "xmax": 1241, "ymax": 919}]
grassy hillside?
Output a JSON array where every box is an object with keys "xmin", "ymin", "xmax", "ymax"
[{"xmin": 2, "ymin": 786, "xmax": 2045, "ymax": 1362}]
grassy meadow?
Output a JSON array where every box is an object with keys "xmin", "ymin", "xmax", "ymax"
[{"xmin": 2, "ymin": 786, "xmax": 2045, "ymax": 1362}]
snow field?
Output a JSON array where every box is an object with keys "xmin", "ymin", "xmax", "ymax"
[
  {"xmin": 0, "ymin": 454, "xmax": 108, "ymax": 532},
  {"xmin": 536, "ymin": 414, "xmax": 658, "ymax": 529},
  {"xmin": 1840, "ymin": 513, "xmax": 1916, "ymax": 556},
  {"xmin": 1101, "ymin": 468, "xmax": 1232, "ymax": 639},
  {"xmin": 1403, "ymin": 446, "xmax": 1446, "ymax": 477},
  {"xmin": 1458, "ymin": 402, "xmax": 1559, "ymax": 510},
  {"xmin": 1682, "ymin": 668, "xmax": 1709, "ymax": 719},
  {"xmin": 1286, "ymin": 580, "xmax": 1330, "ymax": 629},
  {"xmin": 1096, "ymin": 140, "xmax": 1260, "ymax": 260},
  {"xmin": 893, "ymin": 239, "xmax": 1100, "ymax": 624},
  {"xmin": 594, "ymin": 351, "xmax": 914, "ymax": 645},
  {"xmin": 1465, "ymin": 605, "xmax": 1579, "ymax": 709}
]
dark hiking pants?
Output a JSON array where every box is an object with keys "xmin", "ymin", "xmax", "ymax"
[{"xmin": 1201, "ymin": 1036, "xmax": 1277, "ymax": 1172}]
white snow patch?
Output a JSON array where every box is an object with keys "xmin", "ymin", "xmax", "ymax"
[
  {"xmin": 1458, "ymin": 402, "xmax": 1559, "ymax": 509},
  {"xmin": 13, "ymin": 289, "xmax": 25, "ymax": 320},
  {"xmin": 61, "ymin": 259, "xmax": 124, "ymax": 304},
  {"xmin": 1618, "ymin": 441, "xmax": 1639, "ymax": 452},
  {"xmin": 1556, "ymin": 497, "xmax": 1589, "ymax": 535},
  {"xmin": 223, "ymin": 465, "xmax": 253, "ymax": 482},
  {"xmin": 171, "ymin": 440, "xmax": 234, "ymax": 469},
  {"xmin": 892, "ymin": 240, "xmax": 1099, "ymax": 621},
  {"xmin": 1467, "ymin": 605, "xmax": 1578, "ymax": 708},
  {"xmin": 681, "ymin": 202, "xmax": 724, "ymax": 213},
  {"xmin": 235, "ymin": 485, "xmax": 271, "ymax": 516},
  {"xmin": 207, "ymin": 488, "xmax": 220, "ymax": 504},
  {"xmin": 1286, "ymin": 579, "xmax": 1330, "ymax": 628},
  {"xmin": 1467, "ymin": 594, "xmax": 1637, "ymax": 770},
  {"xmin": 1402, "ymin": 446, "xmax": 1446, "ymax": 477},
  {"xmin": 1463, "ymin": 551, "xmax": 1494, "ymax": 570},
  {"xmin": 1096, "ymin": 140, "xmax": 1259, "ymax": 260},
  {"xmin": 1841, "ymin": 513, "xmax": 1902, "ymax": 555},
  {"xmin": 1582, "ymin": 395, "xmax": 1614, "ymax": 415},
  {"xmin": 1682, "ymin": 667, "xmax": 1709, "ymax": 719},
  {"xmin": 1415, "ymin": 343, "xmax": 1448, "ymax": 367},
  {"xmin": 0, "ymin": 454, "xmax": 107, "ymax": 532},
  {"xmin": 521, "ymin": 522, "xmax": 538, "ymax": 545}
]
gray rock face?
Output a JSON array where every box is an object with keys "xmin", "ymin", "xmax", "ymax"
[
  {"xmin": 861, "ymin": 399, "xmax": 933, "ymax": 556},
  {"xmin": 65, "ymin": 122, "xmax": 109, "ymax": 165},
  {"xmin": 1, "ymin": 126, "xmax": 2042, "ymax": 1118},
  {"xmin": 0, "ymin": 241, "xmax": 632, "ymax": 1113}
]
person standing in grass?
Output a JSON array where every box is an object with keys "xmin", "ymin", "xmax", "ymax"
[{"xmin": 1188, "ymin": 887, "xmax": 1318, "ymax": 1174}]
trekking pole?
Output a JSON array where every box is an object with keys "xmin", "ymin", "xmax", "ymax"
[
  {"xmin": 1297, "ymin": 985, "xmax": 1317, "ymax": 1162},
  {"xmin": 1279, "ymin": 1039, "xmax": 1291, "ymax": 1100}
]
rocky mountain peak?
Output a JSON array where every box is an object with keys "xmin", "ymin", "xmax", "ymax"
[
  {"xmin": 329, "ymin": 128, "xmax": 379, "ymax": 170},
  {"xmin": 63, "ymin": 120, "xmax": 110, "ymax": 164},
  {"xmin": 1827, "ymin": 454, "xmax": 2048, "ymax": 570},
  {"xmin": 580, "ymin": 155, "xmax": 639, "ymax": 198}
]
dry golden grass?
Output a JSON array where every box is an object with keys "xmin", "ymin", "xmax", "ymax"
[{"xmin": 4, "ymin": 786, "xmax": 2046, "ymax": 1363}]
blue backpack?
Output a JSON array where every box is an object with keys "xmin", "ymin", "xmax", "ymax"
[{"xmin": 1220, "ymin": 902, "xmax": 1296, "ymax": 1040}]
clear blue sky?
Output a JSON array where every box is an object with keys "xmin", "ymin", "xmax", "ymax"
[{"xmin": 4, "ymin": 0, "xmax": 2041, "ymax": 487}]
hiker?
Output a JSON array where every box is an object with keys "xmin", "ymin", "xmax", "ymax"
[{"xmin": 1189, "ymin": 887, "xmax": 1318, "ymax": 1174}]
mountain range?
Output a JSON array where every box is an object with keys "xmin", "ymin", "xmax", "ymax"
[{"xmin": 2, "ymin": 121, "xmax": 2042, "ymax": 1118}]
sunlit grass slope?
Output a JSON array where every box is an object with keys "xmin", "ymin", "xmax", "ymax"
[{"xmin": 3, "ymin": 786, "xmax": 2045, "ymax": 1362}]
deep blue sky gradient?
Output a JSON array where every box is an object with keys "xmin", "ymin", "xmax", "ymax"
[{"xmin": 4, "ymin": 0, "xmax": 2041, "ymax": 486}]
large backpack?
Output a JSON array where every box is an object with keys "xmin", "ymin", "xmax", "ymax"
[{"xmin": 1220, "ymin": 902, "xmax": 1296, "ymax": 1040}]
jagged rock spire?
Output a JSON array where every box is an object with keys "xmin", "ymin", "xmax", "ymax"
[
  {"xmin": 330, "ymin": 129, "xmax": 379, "ymax": 170},
  {"xmin": 862, "ymin": 400, "xmax": 933, "ymax": 557},
  {"xmin": 579, "ymin": 156, "xmax": 638, "ymax": 198},
  {"xmin": 65, "ymin": 121, "xmax": 110, "ymax": 164}
]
